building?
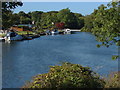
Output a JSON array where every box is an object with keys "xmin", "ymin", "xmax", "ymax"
[{"xmin": 11, "ymin": 24, "xmax": 33, "ymax": 31}]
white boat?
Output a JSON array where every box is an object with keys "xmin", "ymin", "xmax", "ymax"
[
  {"xmin": 64, "ymin": 29, "xmax": 71, "ymax": 34},
  {"xmin": 51, "ymin": 30, "xmax": 59, "ymax": 35}
]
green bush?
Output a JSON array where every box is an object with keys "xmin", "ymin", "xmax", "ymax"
[
  {"xmin": 23, "ymin": 62, "xmax": 105, "ymax": 89},
  {"xmin": 105, "ymin": 71, "xmax": 120, "ymax": 88},
  {"xmin": 0, "ymin": 34, "xmax": 6, "ymax": 37}
]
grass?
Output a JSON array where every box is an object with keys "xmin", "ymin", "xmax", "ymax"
[
  {"xmin": 16, "ymin": 31, "xmax": 36, "ymax": 35},
  {"xmin": 0, "ymin": 34, "xmax": 6, "ymax": 38}
]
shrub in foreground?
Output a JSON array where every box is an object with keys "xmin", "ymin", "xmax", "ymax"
[
  {"xmin": 23, "ymin": 62, "xmax": 105, "ymax": 89},
  {"xmin": 105, "ymin": 71, "xmax": 120, "ymax": 88}
]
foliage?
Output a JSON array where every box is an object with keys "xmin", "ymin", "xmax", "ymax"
[
  {"xmin": 76, "ymin": 17, "xmax": 84, "ymax": 29},
  {"xmin": 2, "ymin": 1, "xmax": 23, "ymax": 29},
  {"xmin": 2, "ymin": 2, "xmax": 23, "ymax": 11},
  {"xmin": 2, "ymin": 4, "xmax": 84, "ymax": 30},
  {"xmin": 91, "ymin": 2, "xmax": 120, "ymax": 47},
  {"xmin": 40, "ymin": 12, "xmax": 59, "ymax": 29},
  {"xmin": 20, "ymin": 8, "xmax": 84, "ymax": 30},
  {"xmin": 82, "ymin": 15, "xmax": 94, "ymax": 32},
  {"xmin": 55, "ymin": 22, "xmax": 65, "ymax": 29},
  {"xmin": 23, "ymin": 62, "xmax": 105, "ymax": 89},
  {"xmin": 57, "ymin": 8, "xmax": 80, "ymax": 29},
  {"xmin": 82, "ymin": 2, "xmax": 120, "ymax": 47},
  {"xmin": 31, "ymin": 11, "xmax": 43, "ymax": 23},
  {"xmin": 81, "ymin": 2, "xmax": 119, "ymax": 59},
  {"xmin": 18, "ymin": 11, "xmax": 32, "ymax": 24},
  {"xmin": 104, "ymin": 71, "xmax": 120, "ymax": 88},
  {"xmin": 0, "ymin": 34, "xmax": 6, "ymax": 37},
  {"xmin": 2, "ymin": 10, "xmax": 14, "ymax": 29}
]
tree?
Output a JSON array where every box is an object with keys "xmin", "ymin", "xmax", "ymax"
[
  {"xmin": 81, "ymin": 2, "xmax": 119, "ymax": 59},
  {"xmin": 40, "ymin": 12, "xmax": 58, "ymax": 29},
  {"xmin": 12, "ymin": 13, "xmax": 20, "ymax": 25},
  {"xmin": 2, "ymin": 1, "xmax": 23, "ymax": 29},
  {"xmin": 2, "ymin": 2, "xmax": 23, "ymax": 11},
  {"xmin": 57, "ymin": 8, "xmax": 78, "ymax": 29},
  {"xmin": 17, "ymin": 11, "xmax": 32, "ymax": 24},
  {"xmin": 74, "ymin": 13, "xmax": 84, "ymax": 29},
  {"xmin": 55, "ymin": 22, "xmax": 65, "ymax": 29},
  {"xmin": 89, "ymin": 2, "xmax": 119, "ymax": 59},
  {"xmin": 92, "ymin": 2, "xmax": 120, "ymax": 47},
  {"xmin": 82, "ymin": 15, "xmax": 94, "ymax": 32},
  {"xmin": 31, "ymin": 11, "xmax": 43, "ymax": 24}
]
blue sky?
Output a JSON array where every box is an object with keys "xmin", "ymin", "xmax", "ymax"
[{"xmin": 13, "ymin": 2, "xmax": 108, "ymax": 15}]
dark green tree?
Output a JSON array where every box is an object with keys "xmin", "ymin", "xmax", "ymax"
[
  {"xmin": 81, "ymin": 2, "xmax": 119, "ymax": 59},
  {"xmin": 74, "ymin": 13, "xmax": 84, "ymax": 29},
  {"xmin": 92, "ymin": 2, "xmax": 120, "ymax": 47},
  {"xmin": 40, "ymin": 12, "xmax": 58, "ymax": 29},
  {"xmin": 82, "ymin": 14, "xmax": 94, "ymax": 32},
  {"xmin": 18, "ymin": 11, "xmax": 32, "ymax": 24},
  {"xmin": 31, "ymin": 11, "xmax": 43, "ymax": 23},
  {"xmin": 57, "ymin": 8, "xmax": 78, "ymax": 29},
  {"xmin": 2, "ymin": 1, "xmax": 23, "ymax": 29}
]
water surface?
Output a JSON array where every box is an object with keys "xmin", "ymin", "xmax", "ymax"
[{"xmin": 2, "ymin": 32, "xmax": 118, "ymax": 88}]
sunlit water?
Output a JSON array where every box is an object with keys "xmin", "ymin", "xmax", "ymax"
[{"xmin": 2, "ymin": 32, "xmax": 118, "ymax": 88}]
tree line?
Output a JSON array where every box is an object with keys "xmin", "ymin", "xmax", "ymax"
[{"xmin": 2, "ymin": 3, "xmax": 84, "ymax": 30}]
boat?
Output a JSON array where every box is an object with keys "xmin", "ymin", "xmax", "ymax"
[
  {"xmin": 0, "ymin": 37, "xmax": 5, "ymax": 41},
  {"xmin": 51, "ymin": 29, "xmax": 59, "ymax": 35},
  {"xmin": 26, "ymin": 36, "xmax": 32, "ymax": 40},
  {"xmin": 64, "ymin": 29, "xmax": 71, "ymax": 34},
  {"xmin": 5, "ymin": 30, "xmax": 23, "ymax": 41}
]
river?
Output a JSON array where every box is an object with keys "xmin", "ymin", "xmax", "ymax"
[{"xmin": 2, "ymin": 32, "xmax": 118, "ymax": 88}]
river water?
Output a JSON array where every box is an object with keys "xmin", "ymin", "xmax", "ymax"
[{"xmin": 2, "ymin": 32, "xmax": 118, "ymax": 88}]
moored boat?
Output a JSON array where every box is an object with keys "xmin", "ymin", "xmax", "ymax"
[
  {"xmin": 0, "ymin": 37, "xmax": 5, "ymax": 41},
  {"xmin": 5, "ymin": 30, "xmax": 23, "ymax": 41},
  {"xmin": 51, "ymin": 29, "xmax": 59, "ymax": 35}
]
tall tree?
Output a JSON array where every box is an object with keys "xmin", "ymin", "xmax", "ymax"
[
  {"xmin": 92, "ymin": 2, "xmax": 120, "ymax": 47},
  {"xmin": 40, "ymin": 12, "xmax": 58, "ymax": 29},
  {"xmin": 18, "ymin": 11, "xmax": 31, "ymax": 24},
  {"xmin": 57, "ymin": 8, "xmax": 78, "ymax": 29},
  {"xmin": 74, "ymin": 13, "xmax": 84, "ymax": 29},
  {"xmin": 82, "ymin": 15, "xmax": 94, "ymax": 32},
  {"xmin": 89, "ymin": 2, "xmax": 119, "ymax": 59},
  {"xmin": 2, "ymin": 1, "xmax": 23, "ymax": 29}
]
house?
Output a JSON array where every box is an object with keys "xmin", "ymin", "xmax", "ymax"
[{"xmin": 10, "ymin": 24, "xmax": 34, "ymax": 31}]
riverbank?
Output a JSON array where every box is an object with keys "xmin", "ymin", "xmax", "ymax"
[
  {"xmin": 0, "ymin": 30, "xmax": 66, "ymax": 42},
  {"xmin": 17, "ymin": 30, "xmax": 64, "ymax": 41}
]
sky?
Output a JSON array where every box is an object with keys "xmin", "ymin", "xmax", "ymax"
[
  {"xmin": 21, "ymin": 0, "xmax": 112, "ymax": 2},
  {"xmin": 13, "ymin": 2, "xmax": 109, "ymax": 15}
]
